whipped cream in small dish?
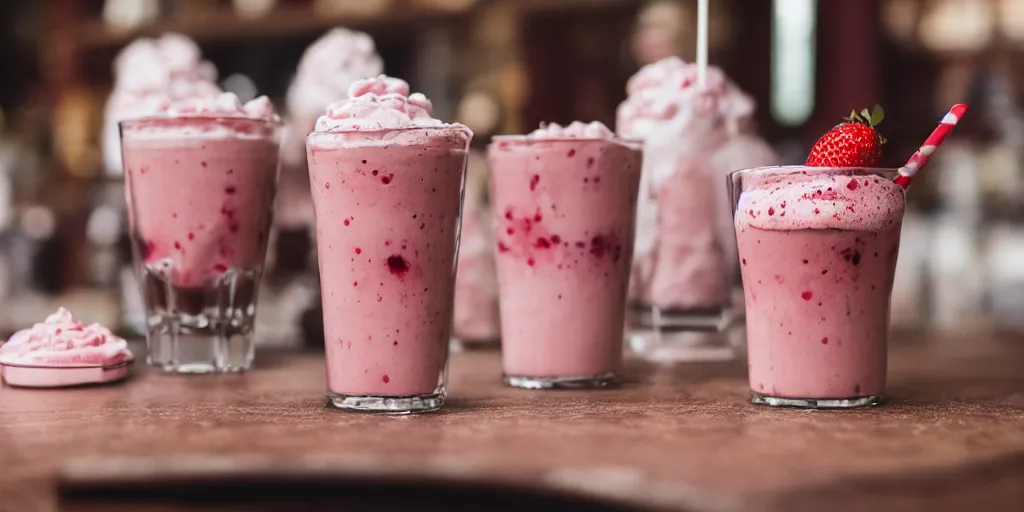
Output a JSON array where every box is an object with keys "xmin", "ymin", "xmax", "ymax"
[{"xmin": 0, "ymin": 308, "xmax": 134, "ymax": 388}]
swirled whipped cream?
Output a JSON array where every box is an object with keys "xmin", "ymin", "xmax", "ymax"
[
  {"xmin": 617, "ymin": 57, "xmax": 755, "ymax": 141},
  {"xmin": 735, "ymin": 170, "xmax": 906, "ymax": 232},
  {"xmin": 287, "ymin": 28, "xmax": 384, "ymax": 123},
  {"xmin": 314, "ymin": 75, "xmax": 445, "ymax": 132},
  {"xmin": 0, "ymin": 308, "xmax": 133, "ymax": 367},
  {"xmin": 529, "ymin": 121, "xmax": 616, "ymax": 139}
]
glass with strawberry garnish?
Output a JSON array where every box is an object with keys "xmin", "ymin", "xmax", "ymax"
[{"xmin": 729, "ymin": 106, "xmax": 906, "ymax": 408}]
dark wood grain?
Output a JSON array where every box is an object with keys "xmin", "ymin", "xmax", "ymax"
[{"xmin": 2, "ymin": 334, "xmax": 1024, "ymax": 512}]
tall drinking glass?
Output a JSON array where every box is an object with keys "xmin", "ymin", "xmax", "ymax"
[
  {"xmin": 488, "ymin": 134, "xmax": 642, "ymax": 388},
  {"xmin": 307, "ymin": 126, "xmax": 472, "ymax": 413},
  {"xmin": 730, "ymin": 166, "xmax": 905, "ymax": 408},
  {"xmin": 120, "ymin": 116, "xmax": 281, "ymax": 373}
]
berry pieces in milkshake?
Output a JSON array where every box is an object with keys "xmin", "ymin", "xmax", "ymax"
[
  {"xmin": 120, "ymin": 91, "xmax": 281, "ymax": 373},
  {"xmin": 307, "ymin": 75, "xmax": 472, "ymax": 412},
  {"xmin": 733, "ymin": 111, "xmax": 905, "ymax": 407},
  {"xmin": 489, "ymin": 121, "xmax": 642, "ymax": 387}
]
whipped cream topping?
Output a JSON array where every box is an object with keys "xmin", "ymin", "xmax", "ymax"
[
  {"xmin": 160, "ymin": 92, "xmax": 280, "ymax": 121},
  {"xmin": 112, "ymin": 33, "xmax": 218, "ymax": 93},
  {"xmin": 529, "ymin": 121, "xmax": 616, "ymax": 139},
  {"xmin": 735, "ymin": 170, "xmax": 906, "ymax": 232},
  {"xmin": 0, "ymin": 308, "xmax": 133, "ymax": 367},
  {"xmin": 287, "ymin": 28, "xmax": 384, "ymax": 122},
  {"xmin": 617, "ymin": 57, "xmax": 755, "ymax": 141},
  {"xmin": 106, "ymin": 81, "xmax": 220, "ymax": 122},
  {"xmin": 314, "ymin": 75, "xmax": 445, "ymax": 132}
]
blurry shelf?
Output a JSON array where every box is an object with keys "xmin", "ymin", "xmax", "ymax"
[
  {"xmin": 514, "ymin": 0, "xmax": 643, "ymax": 13},
  {"xmin": 72, "ymin": 0, "xmax": 645, "ymax": 51},
  {"xmin": 75, "ymin": 3, "xmax": 469, "ymax": 51}
]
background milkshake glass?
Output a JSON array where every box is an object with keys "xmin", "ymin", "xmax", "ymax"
[
  {"xmin": 451, "ymin": 159, "xmax": 501, "ymax": 348},
  {"xmin": 120, "ymin": 94, "xmax": 281, "ymax": 373},
  {"xmin": 489, "ymin": 122, "xmax": 642, "ymax": 389},
  {"xmin": 731, "ymin": 166, "xmax": 905, "ymax": 408},
  {"xmin": 307, "ymin": 76, "xmax": 472, "ymax": 413},
  {"xmin": 617, "ymin": 57, "xmax": 778, "ymax": 363}
]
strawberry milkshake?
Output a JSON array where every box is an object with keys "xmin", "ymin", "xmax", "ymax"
[
  {"xmin": 1, "ymin": 308, "xmax": 134, "ymax": 388},
  {"xmin": 489, "ymin": 122, "xmax": 642, "ymax": 388},
  {"xmin": 617, "ymin": 57, "xmax": 777, "ymax": 362},
  {"xmin": 120, "ymin": 93, "xmax": 281, "ymax": 373},
  {"xmin": 307, "ymin": 76, "xmax": 472, "ymax": 413},
  {"xmin": 733, "ymin": 166, "xmax": 905, "ymax": 407}
]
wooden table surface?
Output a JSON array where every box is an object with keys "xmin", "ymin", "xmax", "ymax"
[{"xmin": 2, "ymin": 334, "xmax": 1023, "ymax": 512}]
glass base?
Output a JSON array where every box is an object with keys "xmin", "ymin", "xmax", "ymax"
[
  {"xmin": 140, "ymin": 263, "xmax": 259, "ymax": 373},
  {"xmin": 751, "ymin": 392, "xmax": 883, "ymax": 409},
  {"xmin": 628, "ymin": 301, "xmax": 735, "ymax": 331},
  {"xmin": 146, "ymin": 326, "xmax": 254, "ymax": 373},
  {"xmin": 627, "ymin": 330, "xmax": 739, "ymax": 362},
  {"xmin": 450, "ymin": 336, "xmax": 500, "ymax": 352},
  {"xmin": 627, "ymin": 302, "xmax": 743, "ymax": 363},
  {"xmin": 326, "ymin": 392, "xmax": 444, "ymax": 414},
  {"xmin": 504, "ymin": 372, "xmax": 617, "ymax": 390}
]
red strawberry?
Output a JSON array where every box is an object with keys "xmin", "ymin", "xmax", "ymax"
[{"xmin": 806, "ymin": 106, "xmax": 886, "ymax": 167}]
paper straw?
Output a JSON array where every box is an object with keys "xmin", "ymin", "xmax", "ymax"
[
  {"xmin": 894, "ymin": 103, "xmax": 968, "ymax": 190},
  {"xmin": 696, "ymin": 0, "xmax": 709, "ymax": 90}
]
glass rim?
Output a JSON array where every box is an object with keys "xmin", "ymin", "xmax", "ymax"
[
  {"xmin": 729, "ymin": 165, "xmax": 901, "ymax": 177},
  {"xmin": 119, "ymin": 116, "xmax": 282, "ymax": 129},
  {"xmin": 488, "ymin": 135, "xmax": 643, "ymax": 148},
  {"xmin": 305, "ymin": 124, "xmax": 473, "ymax": 138}
]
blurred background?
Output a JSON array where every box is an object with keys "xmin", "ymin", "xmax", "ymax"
[{"xmin": 0, "ymin": 0, "xmax": 1019, "ymax": 339}]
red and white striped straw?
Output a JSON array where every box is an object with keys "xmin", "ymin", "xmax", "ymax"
[{"xmin": 894, "ymin": 103, "xmax": 968, "ymax": 190}]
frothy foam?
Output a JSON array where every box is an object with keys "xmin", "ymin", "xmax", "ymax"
[
  {"xmin": 0, "ymin": 308, "xmax": 133, "ymax": 367},
  {"xmin": 735, "ymin": 170, "xmax": 906, "ymax": 232},
  {"xmin": 529, "ymin": 121, "xmax": 616, "ymax": 139},
  {"xmin": 162, "ymin": 92, "xmax": 279, "ymax": 121},
  {"xmin": 313, "ymin": 75, "xmax": 447, "ymax": 132},
  {"xmin": 117, "ymin": 92, "xmax": 281, "ymax": 142}
]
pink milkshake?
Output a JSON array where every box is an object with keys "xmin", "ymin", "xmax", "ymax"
[
  {"xmin": 732, "ymin": 166, "xmax": 905, "ymax": 408},
  {"xmin": 617, "ymin": 57, "xmax": 778, "ymax": 362},
  {"xmin": 120, "ymin": 93, "xmax": 281, "ymax": 373},
  {"xmin": 306, "ymin": 76, "xmax": 472, "ymax": 413},
  {"xmin": 489, "ymin": 122, "xmax": 642, "ymax": 389}
]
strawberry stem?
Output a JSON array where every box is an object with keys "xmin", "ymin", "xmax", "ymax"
[{"xmin": 845, "ymin": 105, "xmax": 884, "ymax": 127}]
